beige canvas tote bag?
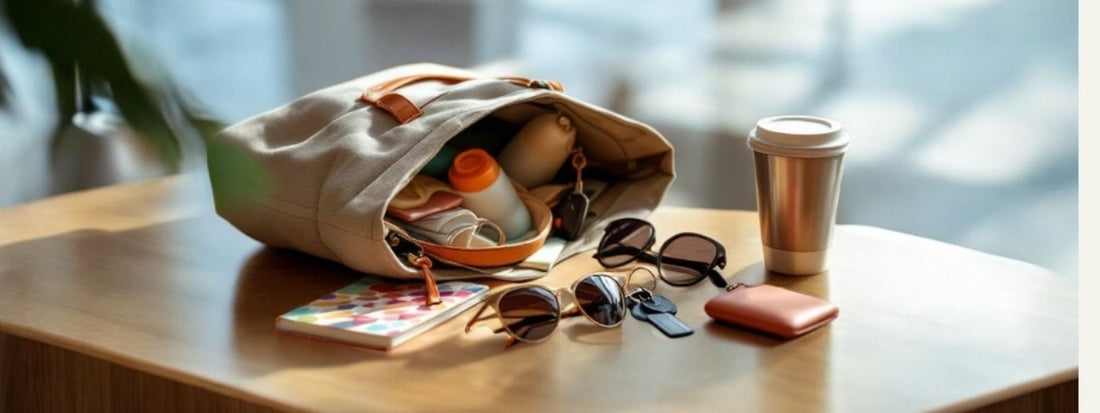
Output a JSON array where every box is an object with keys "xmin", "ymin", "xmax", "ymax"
[{"xmin": 212, "ymin": 63, "xmax": 674, "ymax": 282}]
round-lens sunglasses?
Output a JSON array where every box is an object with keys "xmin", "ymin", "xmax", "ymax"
[
  {"xmin": 593, "ymin": 218, "xmax": 728, "ymax": 288},
  {"xmin": 464, "ymin": 268, "xmax": 657, "ymax": 348}
]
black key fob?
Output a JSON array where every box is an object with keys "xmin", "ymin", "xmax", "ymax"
[
  {"xmin": 641, "ymin": 295, "xmax": 677, "ymax": 314},
  {"xmin": 630, "ymin": 304, "xmax": 694, "ymax": 338},
  {"xmin": 645, "ymin": 313, "xmax": 694, "ymax": 338},
  {"xmin": 630, "ymin": 301, "xmax": 651, "ymax": 321},
  {"xmin": 552, "ymin": 192, "xmax": 589, "ymax": 241}
]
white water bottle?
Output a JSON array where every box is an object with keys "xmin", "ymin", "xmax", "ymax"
[
  {"xmin": 497, "ymin": 113, "xmax": 576, "ymax": 189},
  {"xmin": 448, "ymin": 149, "xmax": 532, "ymax": 241}
]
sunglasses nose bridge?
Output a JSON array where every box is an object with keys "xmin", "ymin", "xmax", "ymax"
[
  {"xmin": 554, "ymin": 288, "xmax": 575, "ymax": 310},
  {"xmin": 554, "ymin": 288, "xmax": 567, "ymax": 301}
]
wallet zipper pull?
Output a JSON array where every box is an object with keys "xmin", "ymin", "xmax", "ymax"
[{"xmin": 386, "ymin": 231, "xmax": 442, "ymax": 305}]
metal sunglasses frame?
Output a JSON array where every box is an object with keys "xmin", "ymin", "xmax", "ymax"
[{"xmin": 464, "ymin": 267, "xmax": 657, "ymax": 348}]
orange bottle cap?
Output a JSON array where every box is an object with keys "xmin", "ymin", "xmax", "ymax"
[{"xmin": 448, "ymin": 149, "xmax": 501, "ymax": 192}]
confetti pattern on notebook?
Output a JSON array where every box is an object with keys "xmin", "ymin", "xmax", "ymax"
[{"xmin": 277, "ymin": 277, "xmax": 489, "ymax": 350}]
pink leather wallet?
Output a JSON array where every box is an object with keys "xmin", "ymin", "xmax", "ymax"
[
  {"xmin": 386, "ymin": 192, "xmax": 464, "ymax": 222},
  {"xmin": 704, "ymin": 284, "xmax": 838, "ymax": 339}
]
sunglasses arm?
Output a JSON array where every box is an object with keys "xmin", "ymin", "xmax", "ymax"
[
  {"xmin": 707, "ymin": 268, "xmax": 729, "ymax": 288},
  {"xmin": 464, "ymin": 299, "xmax": 496, "ymax": 333},
  {"xmin": 652, "ymin": 255, "xmax": 718, "ymax": 281},
  {"xmin": 592, "ymin": 244, "xmax": 649, "ymax": 262},
  {"xmin": 647, "ymin": 254, "xmax": 727, "ymax": 287},
  {"xmin": 560, "ymin": 306, "xmax": 583, "ymax": 319},
  {"xmin": 638, "ymin": 250, "xmax": 660, "ymax": 264}
]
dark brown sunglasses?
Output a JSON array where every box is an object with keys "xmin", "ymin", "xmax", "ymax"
[{"xmin": 593, "ymin": 218, "xmax": 728, "ymax": 288}]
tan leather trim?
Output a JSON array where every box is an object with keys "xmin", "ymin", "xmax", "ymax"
[
  {"xmin": 416, "ymin": 195, "xmax": 552, "ymax": 267},
  {"xmin": 373, "ymin": 93, "xmax": 422, "ymax": 124},
  {"xmin": 360, "ymin": 72, "xmax": 564, "ymax": 124},
  {"xmin": 366, "ymin": 74, "xmax": 481, "ymax": 99}
]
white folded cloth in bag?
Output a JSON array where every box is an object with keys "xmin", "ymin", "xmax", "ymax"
[{"xmin": 397, "ymin": 208, "xmax": 504, "ymax": 248}]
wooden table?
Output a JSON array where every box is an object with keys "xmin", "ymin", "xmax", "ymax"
[{"xmin": 0, "ymin": 176, "xmax": 1077, "ymax": 412}]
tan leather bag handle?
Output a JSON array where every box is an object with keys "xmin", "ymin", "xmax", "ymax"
[{"xmin": 360, "ymin": 73, "xmax": 564, "ymax": 124}]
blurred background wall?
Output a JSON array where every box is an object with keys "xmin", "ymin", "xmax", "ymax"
[{"xmin": 0, "ymin": 0, "xmax": 1078, "ymax": 275}]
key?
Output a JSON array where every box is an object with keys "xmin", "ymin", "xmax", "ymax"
[
  {"xmin": 629, "ymin": 294, "xmax": 676, "ymax": 318},
  {"xmin": 552, "ymin": 150, "xmax": 590, "ymax": 241},
  {"xmin": 632, "ymin": 307, "xmax": 694, "ymax": 338},
  {"xmin": 642, "ymin": 294, "xmax": 677, "ymax": 314},
  {"xmin": 627, "ymin": 288, "xmax": 676, "ymax": 316},
  {"xmin": 628, "ymin": 289, "xmax": 694, "ymax": 338},
  {"xmin": 552, "ymin": 192, "xmax": 589, "ymax": 241}
]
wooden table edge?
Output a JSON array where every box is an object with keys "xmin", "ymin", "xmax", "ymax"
[
  {"xmin": 0, "ymin": 321, "xmax": 304, "ymax": 412},
  {"xmin": 929, "ymin": 367, "xmax": 1078, "ymax": 412}
]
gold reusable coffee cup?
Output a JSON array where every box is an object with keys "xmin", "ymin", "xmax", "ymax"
[{"xmin": 747, "ymin": 116, "xmax": 848, "ymax": 275}]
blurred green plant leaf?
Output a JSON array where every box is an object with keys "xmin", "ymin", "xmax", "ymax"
[
  {"xmin": 205, "ymin": 137, "xmax": 271, "ymax": 208},
  {"xmin": 46, "ymin": 57, "xmax": 77, "ymax": 122},
  {"xmin": 0, "ymin": 64, "xmax": 9, "ymax": 107},
  {"xmin": 183, "ymin": 99, "xmax": 271, "ymax": 206},
  {"xmin": 4, "ymin": 0, "xmax": 180, "ymax": 169},
  {"xmin": 2, "ymin": 0, "xmax": 270, "ymax": 205}
]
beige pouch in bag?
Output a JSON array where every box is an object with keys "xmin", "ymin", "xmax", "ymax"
[{"xmin": 211, "ymin": 63, "xmax": 674, "ymax": 282}]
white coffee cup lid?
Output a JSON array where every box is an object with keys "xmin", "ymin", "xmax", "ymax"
[{"xmin": 747, "ymin": 115, "xmax": 848, "ymax": 158}]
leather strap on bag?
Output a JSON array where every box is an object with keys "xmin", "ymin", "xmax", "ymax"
[
  {"xmin": 361, "ymin": 73, "xmax": 564, "ymax": 124},
  {"xmin": 385, "ymin": 230, "xmax": 441, "ymax": 305},
  {"xmin": 415, "ymin": 195, "xmax": 553, "ymax": 267}
]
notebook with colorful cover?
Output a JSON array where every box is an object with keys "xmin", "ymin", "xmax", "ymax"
[{"xmin": 276, "ymin": 277, "xmax": 489, "ymax": 350}]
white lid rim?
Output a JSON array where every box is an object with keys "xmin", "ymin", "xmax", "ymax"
[
  {"xmin": 747, "ymin": 115, "xmax": 849, "ymax": 158},
  {"xmin": 746, "ymin": 133, "xmax": 849, "ymax": 158}
]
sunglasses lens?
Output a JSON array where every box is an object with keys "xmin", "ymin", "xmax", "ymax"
[
  {"xmin": 597, "ymin": 220, "xmax": 654, "ymax": 267},
  {"xmin": 659, "ymin": 235, "xmax": 718, "ymax": 285},
  {"xmin": 499, "ymin": 287, "xmax": 560, "ymax": 342},
  {"xmin": 574, "ymin": 275, "xmax": 626, "ymax": 326}
]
